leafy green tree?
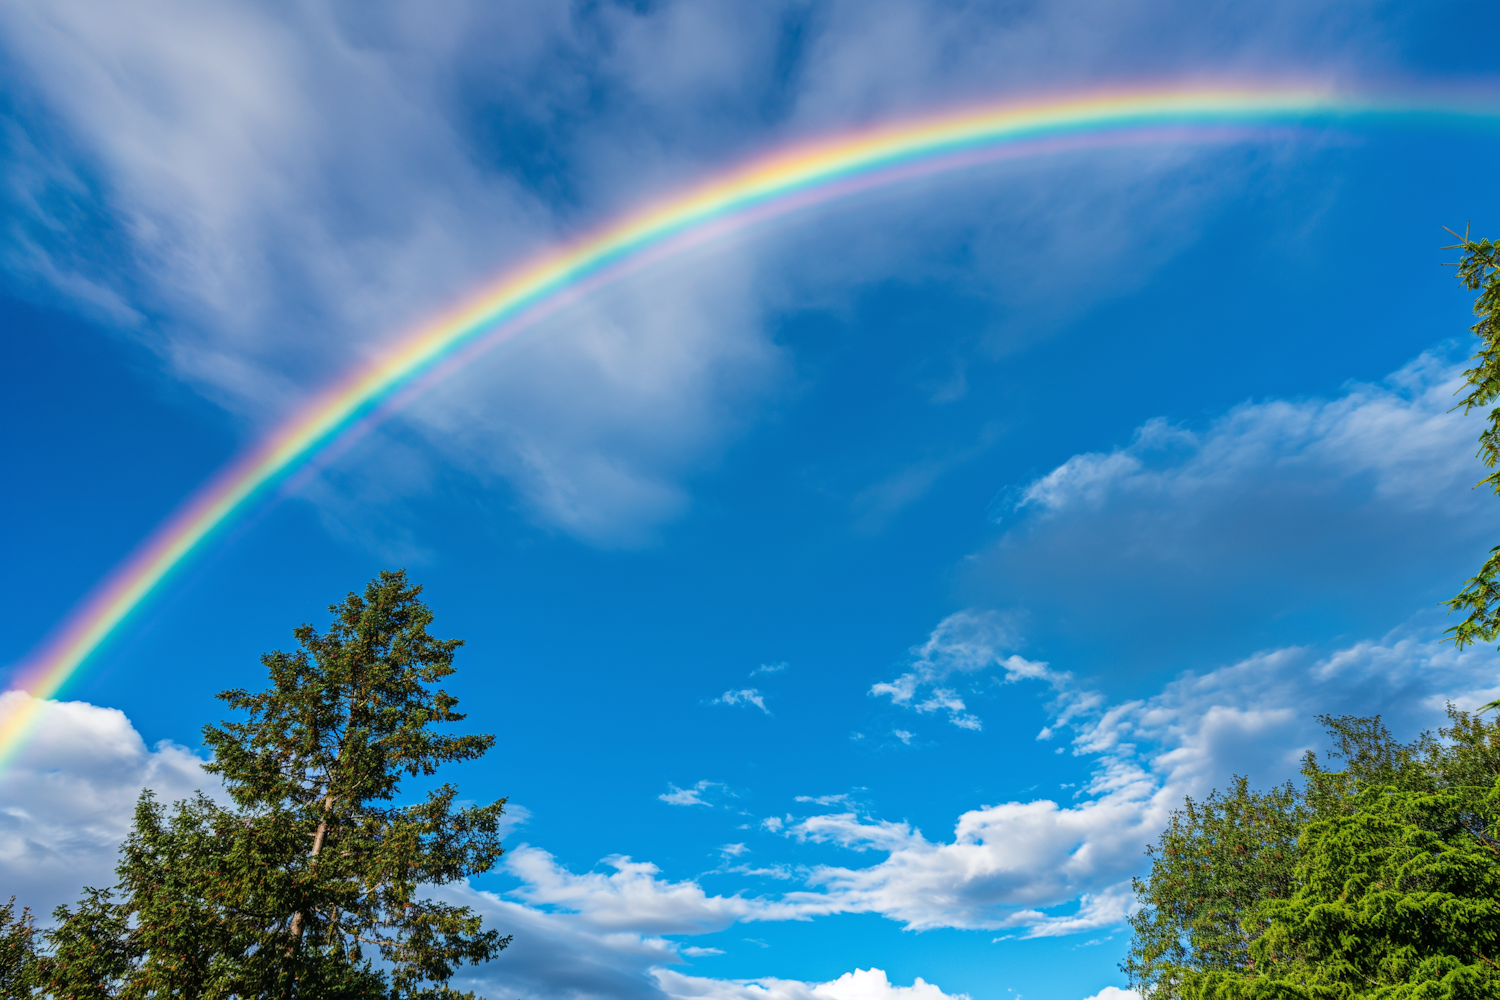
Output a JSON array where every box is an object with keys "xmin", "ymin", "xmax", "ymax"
[
  {"xmin": 1124, "ymin": 778, "xmax": 1306, "ymax": 998},
  {"xmin": 1128, "ymin": 711, "xmax": 1500, "ymax": 999},
  {"xmin": 1300, "ymin": 715, "xmax": 1440, "ymax": 818},
  {"xmin": 38, "ymin": 570, "xmax": 509, "ymax": 999},
  {"xmin": 1442, "ymin": 226, "xmax": 1500, "ymax": 685}
]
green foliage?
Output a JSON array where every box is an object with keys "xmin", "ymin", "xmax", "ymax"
[
  {"xmin": 1442, "ymin": 226, "xmax": 1500, "ymax": 667},
  {"xmin": 1301, "ymin": 715, "xmax": 1440, "ymax": 818},
  {"xmin": 35, "ymin": 570, "xmax": 508, "ymax": 999},
  {"xmin": 1127, "ymin": 711, "xmax": 1500, "ymax": 1000},
  {"xmin": 39, "ymin": 887, "xmax": 139, "ymax": 999},
  {"xmin": 1126, "ymin": 225, "xmax": 1500, "ymax": 996},
  {"xmin": 0, "ymin": 897, "xmax": 39, "ymax": 999},
  {"xmin": 1247, "ymin": 784, "xmax": 1500, "ymax": 999},
  {"xmin": 1124, "ymin": 778, "xmax": 1306, "ymax": 998}
]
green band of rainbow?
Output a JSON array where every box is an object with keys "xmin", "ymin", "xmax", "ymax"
[{"xmin": 3, "ymin": 84, "xmax": 1497, "ymax": 770}]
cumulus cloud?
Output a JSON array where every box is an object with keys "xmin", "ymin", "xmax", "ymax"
[
  {"xmin": 654, "ymin": 966, "xmax": 967, "ymax": 1000},
  {"xmin": 805, "ymin": 619, "xmax": 1500, "ymax": 938},
  {"xmin": 0, "ymin": 691, "xmax": 217, "ymax": 914},
  {"xmin": 442, "ymin": 850, "xmax": 959, "ymax": 999},
  {"xmin": 0, "ymin": 701, "xmax": 968, "ymax": 1000},
  {"xmin": 9, "ymin": 609, "xmax": 1498, "ymax": 998},
  {"xmin": 1069, "ymin": 628, "xmax": 1500, "ymax": 794},
  {"xmin": 502, "ymin": 846, "xmax": 802, "ymax": 934},
  {"xmin": 437, "ymin": 879, "xmax": 687, "ymax": 1000},
  {"xmin": 779, "ymin": 797, "xmax": 1153, "ymax": 934}
]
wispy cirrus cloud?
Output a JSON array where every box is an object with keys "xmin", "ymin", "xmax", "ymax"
[
  {"xmin": 870, "ymin": 609, "xmax": 1051, "ymax": 731},
  {"xmin": 661, "ymin": 780, "xmax": 726, "ymax": 807},
  {"xmin": 976, "ymin": 352, "xmax": 1491, "ymax": 670},
  {"xmin": 0, "ymin": 0, "xmax": 1408, "ymax": 547},
  {"xmin": 713, "ymin": 689, "xmax": 770, "ymax": 714}
]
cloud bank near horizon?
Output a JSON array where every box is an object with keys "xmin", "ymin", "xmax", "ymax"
[{"xmin": 6, "ymin": 602, "xmax": 1493, "ymax": 997}]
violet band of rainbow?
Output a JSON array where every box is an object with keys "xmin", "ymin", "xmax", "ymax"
[{"xmin": 3, "ymin": 85, "xmax": 1498, "ymax": 771}]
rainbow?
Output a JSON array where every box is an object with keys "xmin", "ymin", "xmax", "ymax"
[{"xmin": 2, "ymin": 84, "xmax": 1497, "ymax": 769}]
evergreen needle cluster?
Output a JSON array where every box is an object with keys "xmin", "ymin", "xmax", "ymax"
[
  {"xmin": 4, "ymin": 570, "xmax": 508, "ymax": 999},
  {"xmin": 1443, "ymin": 226, "xmax": 1500, "ymax": 673}
]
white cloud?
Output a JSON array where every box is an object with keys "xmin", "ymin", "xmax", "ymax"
[
  {"xmin": 779, "ymin": 607, "xmax": 1500, "ymax": 937},
  {"xmin": 794, "ymin": 794, "xmax": 852, "ymax": 807},
  {"xmin": 1070, "ymin": 628, "xmax": 1500, "ymax": 794},
  {"xmin": 654, "ymin": 966, "xmax": 967, "ymax": 1000},
  {"xmin": 779, "ymin": 796, "xmax": 1154, "ymax": 934},
  {"xmin": 502, "ymin": 846, "xmax": 812, "ymax": 934},
  {"xmin": 978, "ymin": 353, "xmax": 1492, "ymax": 663},
  {"xmin": 0, "ymin": 0, "xmax": 1409, "ymax": 547},
  {"xmin": 438, "ymin": 879, "xmax": 686, "ymax": 1000},
  {"xmin": 1012, "ymin": 354, "xmax": 1481, "ymax": 523},
  {"xmin": 1082, "ymin": 989, "xmax": 1141, "ymax": 1000},
  {"xmin": 661, "ymin": 781, "xmax": 724, "ymax": 807},
  {"xmin": 808, "ymin": 619, "xmax": 1499, "ymax": 936},
  {"xmin": 871, "ymin": 610, "xmax": 1051, "ymax": 730},
  {"xmin": 751, "ymin": 662, "xmax": 788, "ymax": 676},
  {"xmin": 713, "ymin": 689, "xmax": 769, "ymax": 714},
  {"xmin": 0, "ymin": 691, "xmax": 217, "ymax": 914},
  {"xmin": 724, "ymin": 864, "xmax": 796, "ymax": 882},
  {"xmin": 0, "ymin": 0, "xmax": 785, "ymax": 545},
  {"xmin": 9, "ymin": 611, "xmax": 1497, "ymax": 999}
]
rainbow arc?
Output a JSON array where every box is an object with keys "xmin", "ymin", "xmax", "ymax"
[{"xmin": 3, "ymin": 84, "xmax": 1497, "ymax": 769}]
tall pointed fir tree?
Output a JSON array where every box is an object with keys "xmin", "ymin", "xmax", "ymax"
[
  {"xmin": 1443, "ymin": 226, "xmax": 1500, "ymax": 693},
  {"xmin": 40, "ymin": 570, "xmax": 509, "ymax": 1000}
]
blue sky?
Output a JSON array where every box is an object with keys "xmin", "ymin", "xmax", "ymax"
[{"xmin": 2, "ymin": 3, "xmax": 1499, "ymax": 999}]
